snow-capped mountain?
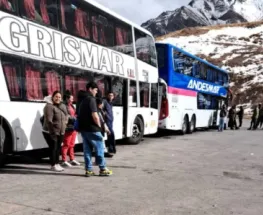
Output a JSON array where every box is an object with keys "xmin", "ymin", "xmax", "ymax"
[
  {"xmin": 142, "ymin": 0, "xmax": 263, "ymax": 36},
  {"xmin": 157, "ymin": 21, "xmax": 263, "ymax": 113}
]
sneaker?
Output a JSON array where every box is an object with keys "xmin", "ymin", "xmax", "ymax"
[
  {"xmin": 85, "ymin": 170, "xmax": 95, "ymax": 177},
  {"xmin": 70, "ymin": 160, "xmax": 81, "ymax": 166},
  {"xmin": 51, "ymin": 165, "xmax": 64, "ymax": 172},
  {"xmin": 105, "ymin": 152, "xmax": 114, "ymax": 158},
  {"xmin": 99, "ymin": 168, "xmax": 113, "ymax": 176},
  {"xmin": 56, "ymin": 164, "xmax": 65, "ymax": 171},
  {"xmin": 61, "ymin": 161, "xmax": 72, "ymax": 167}
]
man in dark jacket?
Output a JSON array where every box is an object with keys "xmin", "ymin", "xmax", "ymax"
[
  {"xmin": 78, "ymin": 82, "xmax": 112, "ymax": 177},
  {"xmin": 103, "ymin": 92, "xmax": 116, "ymax": 155},
  {"xmin": 237, "ymin": 106, "xmax": 244, "ymax": 128}
]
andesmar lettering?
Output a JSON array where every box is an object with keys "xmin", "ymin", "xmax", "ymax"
[
  {"xmin": 0, "ymin": 14, "xmax": 125, "ymax": 76},
  {"xmin": 187, "ymin": 79, "xmax": 220, "ymax": 94}
]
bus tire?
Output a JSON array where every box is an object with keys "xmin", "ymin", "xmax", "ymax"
[
  {"xmin": 188, "ymin": 115, "xmax": 196, "ymax": 134},
  {"xmin": 127, "ymin": 117, "xmax": 144, "ymax": 145},
  {"xmin": 180, "ymin": 116, "xmax": 188, "ymax": 135},
  {"xmin": 0, "ymin": 124, "xmax": 7, "ymax": 167}
]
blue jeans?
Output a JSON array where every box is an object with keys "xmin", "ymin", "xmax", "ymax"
[
  {"xmin": 218, "ymin": 118, "xmax": 224, "ymax": 131},
  {"xmin": 81, "ymin": 131, "xmax": 106, "ymax": 171}
]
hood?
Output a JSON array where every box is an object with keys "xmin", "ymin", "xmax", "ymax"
[{"xmin": 44, "ymin": 95, "xmax": 53, "ymax": 104}]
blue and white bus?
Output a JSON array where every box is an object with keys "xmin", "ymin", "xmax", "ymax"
[{"xmin": 156, "ymin": 42, "xmax": 229, "ymax": 134}]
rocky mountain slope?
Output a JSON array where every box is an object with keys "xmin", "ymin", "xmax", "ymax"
[
  {"xmin": 156, "ymin": 21, "xmax": 263, "ymax": 113},
  {"xmin": 142, "ymin": 0, "xmax": 263, "ymax": 36}
]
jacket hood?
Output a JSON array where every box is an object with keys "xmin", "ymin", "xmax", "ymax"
[{"xmin": 44, "ymin": 95, "xmax": 53, "ymax": 104}]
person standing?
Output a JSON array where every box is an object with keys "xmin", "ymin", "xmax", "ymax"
[
  {"xmin": 42, "ymin": 91, "xmax": 68, "ymax": 172},
  {"xmin": 248, "ymin": 104, "xmax": 259, "ymax": 130},
  {"xmin": 258, "ymin": 105, "xmax": 263, "ymax": 128},
  {"xmin": 218, "ymin": 105, "xmax": 227, "ymax": 132},
  {"xmin": 237, "ymin": 106, "xmax": 244, "ymax": 128},
  {"xmin": 61, "ymin": 91, "xmax": 80, "ymax": 167},
  {"xmin": 78, "ymin": 82, "xmax": 112, "ymax": 177},
  {"xmin": 228, "ymin": 105, "xmax": 237, "ymax": 130},
  {"xmin": 103, "ymin": 92, "xmax": 116, "ymax": 156}
]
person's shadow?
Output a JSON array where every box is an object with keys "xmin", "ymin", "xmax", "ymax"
[
  {"xmin": 30, "ymin": 111, "xmax": 47, "ymax": 150},
  {"xmin": 12, "ymin": 118, "xmax": 28, "ymax": 151}
]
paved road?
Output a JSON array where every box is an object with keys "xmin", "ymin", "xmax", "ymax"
[{"xmin": 1, "ymin": 121, "xmax": 263, "ymax": 215}]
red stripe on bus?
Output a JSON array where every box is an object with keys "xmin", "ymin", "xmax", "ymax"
[{"xmin": 167, "ymin": 86, "xmax": 197, "ymax": 97}]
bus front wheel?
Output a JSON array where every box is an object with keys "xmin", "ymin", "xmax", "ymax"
[
  {"xmin": 0, "ymin": 124, "xmax": 6, "ymax": 167},
  {"xmin": 127, "ymin": 117, "xmax": 144, "ymax": 145}
]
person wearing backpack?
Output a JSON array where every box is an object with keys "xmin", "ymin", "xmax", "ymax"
[
  {"xmin": 61, "ymin": 91, "xmax": 80, "ymax": 167},
  {"xmin": 42, "ymin": 91, "xmax": 68, "ymax": 172}
]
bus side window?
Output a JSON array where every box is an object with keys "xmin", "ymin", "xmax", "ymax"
[
  {"xmin": 135, "ymin": 30, "xmax": 157, "ymax": 67},
  {"xmin": 148, "ymin": 36, "xmax": 157, "ymax": 67},
  {"xmin": 24, "ymin": 60, "xmax": 62, "ymax": 102},
  {"xmin": 1, "ymin": 55, "xmax": 23, "ymax": 100},
  {"xmin": 94, "ymin": 74, "xmax": 107, "ymax": 98},
  {"xmin": 64, "ymin": 68, "xmax": 92, "ymax": 103},
  {"xmin": 200, "ymin": 63, "xmax": 207, "ymax": 80},
  {"xmin": 91, "ymin": 13, "xmax": 114, "ymax": 47},
  {"xmin": 139, "ymin": 82, "xmax": 149, "ymax": 108},
  {"xmin": 59, "ymin": 0, "xmax": 91, "ymax": 39},
  {"xmin": 129, "ymin": 80, "xmax": 137, "ymax": 106},
  {"xmin": 184, "ymin": 56, "xmax": 193, "ymax": 76},
  {"xmin": 111, "ymin": 77, "xmax": 123, "ymax": 106},
  {"xmin": 0, "ymin": 0, "xmax": 16, "ymax": 13},
  {"xmin": 150, "ymin": 83, "xmax": 158, "ymax": 109},
  {"xmin": 20, "ymin": 0, "xmax": 58, "ymax": 27},
  {"xmin": 114, "ymin": 24, "xmax": 134, "ymax": 56}
]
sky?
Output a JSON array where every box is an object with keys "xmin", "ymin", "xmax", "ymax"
[{"xmin": 95, "ymin": 0, "xmax": 188, "ymax": 25}]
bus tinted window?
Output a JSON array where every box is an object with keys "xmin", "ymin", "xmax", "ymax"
[
  {"xmin": 150, "ymin": 83, "xmax": 158, "ymax": 109},
  {"xmin": 94, "ymin": 74, "xmax": 108, "ymax": 97},
  {"xmin": 91, "ymin": 13, "xmax": 114, "ymax": 47},
  {"xmin": 197, "ymin": 93, "xmax": 219, "ymax": 110},
  {"xmin": 111, "ymin": 77, "xmax": 123, "ymax": 106},
  {"xmin": 24, "ymin": 60, "xmax": 61, "ymax": 101},
  {"xmin": 135, "ymin": 30, "xmax": 157, "ymax": 67},
  {"xmin": 156, "ymin": 46, "xmax": 165, "ymax": 68},
  {"xmin": 114, "ymin": 24, "xmax": 134, "ymax": 56},
  {"xmin": 64, "ymin": 68, "xmax": 92, "ymax": 102},
  {"xmin": 60, "ymin": 0, "xmax": 91, "ymax": 39},
  {"xmin": 20, "ymin": 0, "xmax": 58, "ymax": 27},
  {"xmin": 2, "ymin": 56, "xmax": 23, "ymax": 100},
  {"xmin": 0, "ymin": 0, "xmax": 16, "ymax": 13},
  {"xmin": 139, "ymin": 82, "xmax": 149, "ymax": 107},
  {"xmin": 129, "ymin": 80, "xmax": 137, "ymax": 105}
]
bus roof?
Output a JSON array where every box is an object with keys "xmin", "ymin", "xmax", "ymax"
[
  {"xmin": 85, "ymin": 0, "xmax": 153, "ymax": 38},
  {"xmin": 156, "ymin": 42, "xmax": 228, "ymax": 74}
]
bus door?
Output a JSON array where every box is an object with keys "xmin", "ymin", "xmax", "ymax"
[
  {"xmin": 212, "ymin": 97, "xmax": 221, "ymax": 126},
  {"xmin": 112, "ymin": 79, "xmax": 126, "ymax": 140},
  {"xmin": 158, "ymin": 79, "xmax": 169, "ymax": 121},
  {"xmin": 147, "ymin": 82, "xmax": 159, "ymax": 134},
  {"xmin": 122, "ymin": 79, "xmax": 128, "ymax": 138}
]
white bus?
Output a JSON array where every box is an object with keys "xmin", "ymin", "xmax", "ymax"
[
  {"xmin": 0, "ymin": 0, "xmax": 159, "ymax": 165},
  {"xmin": 156, "ymin": 42, "xmax": 230, "ymax": 134}
]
